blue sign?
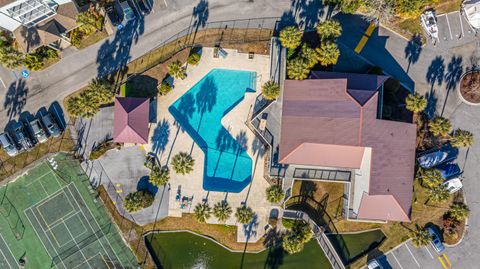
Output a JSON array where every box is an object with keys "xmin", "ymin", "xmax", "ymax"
[
  {"xmin": 117, "ymin": 24, "xmax": 124, "ymax": 30},
  {"xmin": 21, "ymin": 70, "xmax": 29, "ymax": 78}
]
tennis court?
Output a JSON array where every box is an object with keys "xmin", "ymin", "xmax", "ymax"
[{"xmin": 0, "ymin": 154, "xmax": 137, "ymax": 269}]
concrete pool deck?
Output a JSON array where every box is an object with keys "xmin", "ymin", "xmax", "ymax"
[{"xmin": 145, "ymin": 47, "xmax": 274, "ymax": 242}]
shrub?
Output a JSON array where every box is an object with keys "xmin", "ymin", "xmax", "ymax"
[
  {"xmin": 123, "ymin": 191, "xmax": 154, "ymax": 213},
  {"xmin": 77, "ymin": 7, "xmax": 104, "ymax": 35},
  {"xmin": 66, "ymin": 79, "xmax": 114, "ymax": 118},
  {"xmin": 451, "ymin": 129, "xmax": 474, "ymax": 148},
  {"xmin": 300, "ymin": 43, "xmax": 318, "ymax": 68},
  {"xmin": 70, "ymin": 29, "xmax": 83, "ymax": 47},
  {"xmin": 149, "ymin": 166, "xmax": 170, "ymax": 187},
  {"xmin": 171, "ymin": 152, "xmax": 194, "ymax": 175},
  {"xmin": 282, "ymin": 234, "xmax": 304, "ymax": 254},
  {"xmin": 24, "ymin": 53, "xmax": 44, "ymax": 71},
  {"xmin": 88, "ymin": 141, "xmax": 119, "ymax": 160},
  {"xmin": 235, "ymin": 205, "xmax": 254, "ymax": 224},
  {"xmin": 448, "ymin": 202, "xmax": 470, "ymax": 221},
  {"xmin": 282, "ymin": 218, "xmax": 296, "ymax": 229},
  {"xmin": 262, "ymin": 80, "xmax": 280, "ymax": 100},
  {"xmin": 158, "ymin": 82, "xmax": 172, "ymax": 96},
  {"xmin": 187, "ymin": 52, "xmax": 201, "ymax": 65},
  {"xmin": 279, "ymin": 26, "xmax": 303, "ymax": 50},
  {"xmin": 315, "ymin": 41, "xmax": 340, "ymax": 66},
  {"xmin": 282, "ymin": 220, "xmax": 313, "ymax": 254},
  {"xmin": 0, "ymin": 46, "xmax": 23, "ymax": 69},
  {"xmin": 265, "ymin": 185, "xmax": 284, "ymax": 203}
]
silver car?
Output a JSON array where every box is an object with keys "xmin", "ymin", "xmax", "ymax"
[
  {"xmin": 41, "ymin": 113, "xmax": 61, "ymax": 138},
  {"xmin": 11, "ymin": 124, "xmax": 33, "ymax": 151},
  {"xmin": 28, "ymin": 118, "xmax": 48, "ymax": 143},
  {"xmin": 0, "ymin": 133, "xmax": 19, "ymax": 156}
]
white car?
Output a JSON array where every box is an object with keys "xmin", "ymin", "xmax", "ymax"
[
  {"xmin": 367, "ymin": 259, "xmax": 383, "ymax": 269},
  {"xmin": 442, "ymin": 177, "xmax": 463, "ymax": 193}
]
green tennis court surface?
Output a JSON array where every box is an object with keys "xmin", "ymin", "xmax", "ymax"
[{"xmin": 0, "ymin": 154, "xmax": 137, "ymax": 269}]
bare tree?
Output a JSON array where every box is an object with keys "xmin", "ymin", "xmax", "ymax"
[{"xmin": 362, "ymin": 0, "xmax": 394, "ymax": 23}]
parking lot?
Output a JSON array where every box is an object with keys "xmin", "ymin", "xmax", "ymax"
[
  {"xmin": 432, "ymin": 11, "xmax": 477, "ymax": 49},
  {"xmin": 374, "ymin": 240, "xmax": 455, "ymax": 269}
]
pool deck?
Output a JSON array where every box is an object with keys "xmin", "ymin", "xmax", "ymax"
[{"xmin": 145, "ymin": 47, "xmax": 275, "ymax": 243}]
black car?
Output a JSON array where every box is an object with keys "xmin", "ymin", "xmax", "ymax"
[{"xmin": 11, "ymin": 124, "xmax": 33, "ymax": 151}]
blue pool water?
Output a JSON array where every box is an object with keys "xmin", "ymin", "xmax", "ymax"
[{"xmin": 169, "ymin": 69, "xmax": 256, "ymax": 193}]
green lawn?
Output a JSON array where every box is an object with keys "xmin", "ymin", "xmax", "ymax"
[
  {"xmin": 146, "ymin": 231, "xmax": 332, "ymax": 269},
  {"xmin": 327, "ymin": 229, "xmax": 385, "ymax": 265}
]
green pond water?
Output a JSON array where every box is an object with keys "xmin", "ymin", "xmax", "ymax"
[
  {"xmin": 146, "ymin": 232, "xmax": 332, "ymax": 269},
  {"xmin": 327, "ymin": 229, "xmax": 385, "ymax": 264}
]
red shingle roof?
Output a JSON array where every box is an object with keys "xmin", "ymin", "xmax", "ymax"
[
  {"xmin": 279, "ymin": 72, "xmax": 416, "ymax": 222},
  {"xmin": 113, "ymin": 97, "xmax": 150, "ymax": 144}
]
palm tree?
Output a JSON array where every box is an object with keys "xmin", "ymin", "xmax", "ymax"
[
  {"xmin": 171, "ymin": 152, "xmax": 195, "ymax": 175},
  {"xmin": 193, "ymin": 203, "xmax": 211, "ymax": 223},
  {"xmin": 449, "ymin": 202, "xmax": 470, "ymax": 221},
  {"xmin": 213, "ymin": 201, "xmax": 232, "ymax": 223},
  {"xmin": 158, "ymin": 82, "xmax": 172, "ymax": 96},
  {"xmin": 316, "ymin": 19, "xmax": 342, "ymax": 40},
  {"xmin": 282, "ymin": 234, "xmax": 304, "ymax": 254},
  {"xmin": 287, "ymin": 58, "xmax": 310, "ymax": 80},
  {"xmin": 123, "ymin": 191, "xmax": 154, "ymax": 213},
  {"xmin": 451, "ymin": 129, "xmax": 474, "ymax": 148},
  {"xmin": 291, "ymin": 220, "xmax": 313, "ymax": 243},
  {"xmin": 0, "ymin": 46, "xmax": 23, "ymax": 69},
  {"xmin": 262, "ymin": 80, "xmax": 280, "ymax": 100},
  {"xmin": 88, "ymin": 79, "xmax": 114, "ymax": 105},
  {"xmin": 279, "ymin": 26, "xmax": 302, "ymax": 50},
  {"xmin": 66, "ymin": 96, "xmax": 84, "ymax": 118},
  {"xmin": 411, "ymin": 225, "xmax": 431, "ymax": 248},
  {"xmin": 405, "ymin": 93, "xmax": 427, "ymax": 114},
  {"xmin": 429, "ymin": 117, "xmax": 452, "ymax": 138},
  {"xmin": 300, "ymin": 43, "xmax": 318, "ymax": 68},
  {"xmin": 315, "ymin": 41, "xmax": 340, "ymax": 66},
  {"xmin": 416, "ymin": 168, "xmax": 443, "ymax": 189},
  {"xmin": 235, "ymin": 205, "xmax": 254, "ymax": 224},
  {"xmin": 149, "ymin": 166, "xmax": 170, "ymax": 187},
  {"xmin": 168, "ymin": 60, "xmax": 186, "ymax": 79},
  {"xmin": 266, "ymin": 185, "xmax": 285, "ymax": 203},
  {"xmin": 427, "ymin": 185, "xmax": 450, "ymax": 204}
]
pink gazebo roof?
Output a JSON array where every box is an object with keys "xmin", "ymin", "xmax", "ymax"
[{"xmin": 113, "ymin": 97, "xmax": 150, "ymax": 144}]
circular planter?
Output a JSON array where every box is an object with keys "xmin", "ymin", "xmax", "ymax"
[{"xmin": 458, "ymin": 70, "xmax": 480, "ymax": 106}]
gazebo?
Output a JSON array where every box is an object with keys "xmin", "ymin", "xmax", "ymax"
[
  {"xmin": 113, "ymin": 97, "xmax": 150, "ymax": 144},
  {"xmin": 463, "ymin": 0, "xmax": 480, "ymax": 29}
]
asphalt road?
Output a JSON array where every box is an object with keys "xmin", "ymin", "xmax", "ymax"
[{"xmin": 0, "ymin": 0, "xmax": 294, "ymax": 126}]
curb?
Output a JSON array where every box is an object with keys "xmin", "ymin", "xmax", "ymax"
[{"xmin": 457, "ymin": 70, "xmax": 480, "ymax": 106}]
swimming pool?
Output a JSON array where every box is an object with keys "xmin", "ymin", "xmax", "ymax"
[{"xmin": 169, "ymin": 69, "xmax": 256, "ymax": 193}]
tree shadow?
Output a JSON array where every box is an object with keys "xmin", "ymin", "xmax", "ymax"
[
  {"xmin": 151, "ymin": 119, "xmax": 170, "ymax": 156},
  {"xmin": 235, "ymin": 130, "xmax": 248, "ymax": 153},
  {"xmin": 96, "ymin": 13, "xmax": 145, "ymax": 81},
  {"xmin": 426, "ymin": 56, "xmax": 445, "ymax": 92},
  {"xmin": 19, "ymin": 27, "xmax": 41, "ymax": 52},
  {"xmin": 3, "ymin": 79, "xmax": 28, "ymax": 122},
  {"xmin": 190, "ymin": 0, "xmax": 209, "ymax": 41},
  {"xmin": 299, "ymin": 180, "xmax": 317, "ymax": 197},
  {"xmin": 298, "ymin": 0, "xmax": 325, "ymax": 29},
  {"xmin": 251, "ymin": 137, "xmax": 265, "ymax": 157},
  {"xmin": 441, "ymin": 56, "xmax": 463, "ymax": 116},
  {"xmin": 404, "ymin": 34, "xmax": 422, "ymax": 73},
  {"xmin": 137, "ymin": 175, "xmax": 158, "ymax": 196}
]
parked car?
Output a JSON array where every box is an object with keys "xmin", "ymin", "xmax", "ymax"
[
  {"xmin": 41, "ymin": 113, "xmax": 61, "ymax": 138},
  {"xmin": 436, "ymin": 163, "xmax": 462, "ymax": 179},
  {"xmin": 0, "ymin": 133, "xmax": 19, "ymax": 156},
  {"xmin": 442, "ymin": 177, "xmax": 463, "ymax": 193},
  {"xmin": 367, "ymin": 259, "xmax": 383, "ymax": 269},
  {"xmin": 417, "ymin": 146, "xmax": 458, "ymax": 169},
  {"xmin": 11, "ymin": 124, "xmax": 33, "ymax": 151},
  {"xmin": 27, "ymin": 118, "xmax": 48, "ymax": 143},
  {"xmin": 427, "ymin": 226, "xmax": 445, "ymax": 253},
  {"xmin": 115, "ymin": 0, "xmax": 136, "ymax": 26}
]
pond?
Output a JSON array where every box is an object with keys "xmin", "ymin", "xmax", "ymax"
[
  {"xmin": 327, "ymin": 229, "xmax": 385, "ymax": 265},
  {"xmin": 145, "ymin": 232, "xmax": 332, "ymax": 269}
]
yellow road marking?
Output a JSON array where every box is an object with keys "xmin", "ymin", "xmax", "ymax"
[
  {"xmin": 438, "ymin": 256, "xmax": 448, "ymax": 269},
  {"xmin": 355, "ymin": 35, "xmax": 369, "ymax": 53},
  {"xmin": 442, "ymin": 253, "xmax": 452, "ymax": 268},
  {"xmin": 365, "ymin": 22, "xmax": 376, "ymax": 37}
]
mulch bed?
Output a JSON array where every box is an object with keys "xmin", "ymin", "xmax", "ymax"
[{"xmin": 460, "ymin": 71, "xmax": 480, "ymax": 103}]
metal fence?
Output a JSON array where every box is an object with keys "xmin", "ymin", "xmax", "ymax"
[{"xmin": 113, "ymin": 17, "xmax": 280, "ymax": 86}]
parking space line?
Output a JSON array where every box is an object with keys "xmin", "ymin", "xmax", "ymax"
[
  {"xmin": 391, "ymin": 251, "xmax": 404, "ymax": 269},
  {"xmin": 404, "ymin": 244, "xmax": 420, "ymax": 267},
  {"xmin": 446, "ymin": 14, "xmax": 453, "ymax": 40},
  {"xmin": 438, "ymin": 256, "xmax": 449, "ymax": 269},
  {"xmin": 458, "ymin": 12, "xmax": 465, "ymax": 38},
  {"xmin": 442, "ymin": 253, "xmax": 453, "ymax": 268},
  {"xmin": 424, "ymin": 246, "xmax": 434, "ymax": 259}
]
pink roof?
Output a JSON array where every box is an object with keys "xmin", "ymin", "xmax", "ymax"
[
  {"xmin": 279, "ymin": 72, "xmax": 416, "ymax": 222},
  {"xmin": 113, "ymin": 97, "xmax": 150, "ymax": 144},
  {"xmin": 357, "ymin": 194, "xmax": 410, "ymax": 222}
]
